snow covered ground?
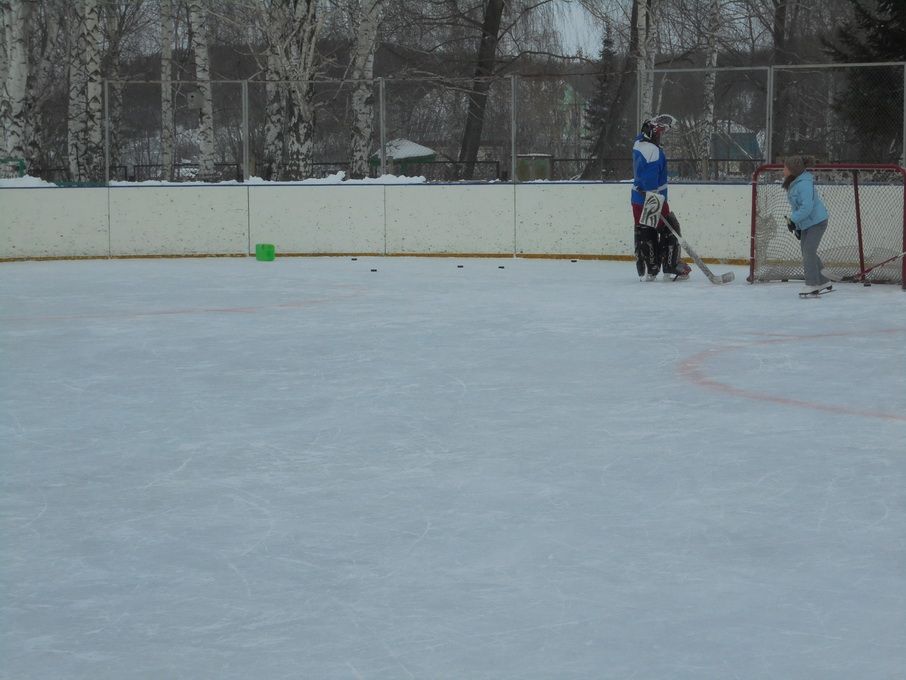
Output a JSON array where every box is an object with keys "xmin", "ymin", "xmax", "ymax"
[
  {"xmin": 0, "ymin": 171, "xmax": 430, "ymax": 188},
  {"xmin": 2, "ymin": 256, "xmax": 904, "ymax": 679}
]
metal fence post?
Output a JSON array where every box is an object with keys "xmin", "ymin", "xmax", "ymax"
[
  {"xmin": 636, "ymin": 68, "xmax": 642, "ymax": 124},
  {"xmin": 379, "ymin": 77, "xmax": 386, "ymax": 176},
  {"xmin": 511, "ymin": 74, "xmax": 517, "ymax": 184},
  {"xmin": 104, "ymin": 79, "xmax": 110, "ymax": 184},
  {"xmin": 902, "ymin": 64, "xmax": 905, "ymax": 166},
  {"xmin": 241, "ymin": 80, "xmax": 249, "ymax": 181},
  {"xmin": 765, "ymin": 67, "xmax": 774, "ymax": 164}
]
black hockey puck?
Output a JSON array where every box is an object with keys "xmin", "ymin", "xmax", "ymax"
[
  {"xmin": 864, "ymin": 282, "xmax": 872, "ymax": 286},
  {"xmin": 457, "ymin": 265, "xmax": 463, "ymax": 268},
  {"xmin": 498, "ymin": 266, "xmax": 505, "ymax": 269},
  {"xmin": 351, "ymin": 257, "xmax": 357, "ymax": 261},
  {"xmin": 571, "ymin": 259, "xmax": 577, "ymax": 263},
  {"xmin": 370, "ymin": 268, "xmax": 377, "ymax": 272}
]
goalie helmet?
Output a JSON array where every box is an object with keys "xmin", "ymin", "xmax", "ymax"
[{"xmin": 640, "ymin": 114, "xmax": 675, "ymax": 145}]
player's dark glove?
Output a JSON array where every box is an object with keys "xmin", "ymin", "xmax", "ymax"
[{"xmin": 786, "ymin": 217, "xmax": 801, "ymax": 240}]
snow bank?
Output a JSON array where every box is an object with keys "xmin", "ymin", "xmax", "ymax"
[
  {"xmin": 106, "ymin": 171, "xmax": 427, "ymax": 187},
  {"xmin": 0, "ymin": 175, "xmax": 58, "ymax": 188}
]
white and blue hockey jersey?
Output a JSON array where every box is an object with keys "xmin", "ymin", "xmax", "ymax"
[{"xmin": 631, "ymin": 133, "xmax": 668, "ymax": 207}]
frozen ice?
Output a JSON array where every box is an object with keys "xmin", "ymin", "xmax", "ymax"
[{"xmin": 2, "ymin": 257, "xmax": 905, "ymax": 679}]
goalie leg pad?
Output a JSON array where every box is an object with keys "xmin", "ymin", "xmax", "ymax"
[
  {"xmin": 634, "ymin": 224, "xmax": 659, "ymax": 276},
  {"xmin": 660, "ymin": 212, "xmax": 684, "ymax": 274},
  {"xmin": 664, "ymin": 210, "xmax": 681, "ymax": 235},
  {"xmin": 659, "ymin": 227, "xmax": 680, "ymax": 273}
]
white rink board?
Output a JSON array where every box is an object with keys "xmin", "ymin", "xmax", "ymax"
[
  {"xmin": 108, "ymin": 186, "xmax": 248, "ymax": 256},
  {"xmin": 668, "ymin": 184, "xmax": 752, "ymax": 261},
  {"xmin": 516, "ymin": 183, "xmax": 633, "ymax": 256},
  {"xmin": 0, "ymin": 188, "xmax": 109, "ymax": 258},
  {"xmin": 1, "ymin": 183, "xmax": 755, "ymax": 260},
  {"xmin": 249, "ymin": 185, "xmax": 385, "ymax": 254},
  {"xmin": 385, "ymin": 184, "xmax": 515, "ymax": 254}
]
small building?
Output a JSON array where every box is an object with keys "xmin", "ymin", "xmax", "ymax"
[{"xmin": 370, "ymin": 139, "xmax": 437, "ymax": 176}]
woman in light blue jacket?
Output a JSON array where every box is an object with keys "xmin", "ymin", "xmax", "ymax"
[{"xmin": 783, "ymin": 155, "xmax": 831, "ymax": 295}]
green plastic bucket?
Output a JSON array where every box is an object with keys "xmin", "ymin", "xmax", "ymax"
[{"xmin": 255, "ymin": 243, "xmax": 275, "ymax": 261}]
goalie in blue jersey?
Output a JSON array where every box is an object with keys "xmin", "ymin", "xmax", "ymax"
[{"xmin": 631, "ymin": 114, "xmax": 691, "ymax": 281}]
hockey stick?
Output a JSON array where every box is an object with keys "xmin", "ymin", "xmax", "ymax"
[
  {"xmin": 646, "ymin": 197, "xmax": 735, "ymax": 284},
  {"xmin": 821, "ymin": 251, "xmax": 906, "ymax": 283},
  {"xmin": 661, "ymin": 219, "xmax": 735, "ymax": 284},
  {"xmin": 640, "ymin": 191, "xmax": 734, "ymax": 284}
]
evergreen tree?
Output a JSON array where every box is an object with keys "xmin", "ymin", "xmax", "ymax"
[
  {"xmin": 582, "ymin": 27, "xmax": 617, "ymax": 157},
  {"xmin": 823, "ymin": 0, "xmax": 905, "ymax": 161},
  {"xmin": 581, "ymin": 22, "xmax": 632, "ymax": 178}
]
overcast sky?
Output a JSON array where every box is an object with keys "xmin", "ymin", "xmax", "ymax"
[{"xmin": 555, "ymin": 0, "xmax": 603, "ymax": 55}]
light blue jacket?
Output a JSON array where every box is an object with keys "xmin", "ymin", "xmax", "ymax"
[
  {"xmin": 787, "ymin": 171, "xmax": 829, "ymax": 230},
  {"xmin": 631, "ymin": 134, "xmax": 668, "ymax": 206}
]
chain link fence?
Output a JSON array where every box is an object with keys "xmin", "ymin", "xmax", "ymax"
[{"xmin": 19, "ymin": 62, "xmax": 906, "ymax": 185}]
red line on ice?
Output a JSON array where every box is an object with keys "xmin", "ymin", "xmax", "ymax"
[{"xmin": 678, "ymin": 329, "xmax": 906, "ymax": 422}]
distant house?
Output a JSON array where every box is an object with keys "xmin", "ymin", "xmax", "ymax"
[
  {"xmin": 711, "ymin": 132, "xmax": 761, "ymax": 161},
  {"xmin": 710, "ymin": 122, "xmax": 763, "ymax": 176},
  {"xmin": 369, "ymin": 139, "xmax": 437, "ymax": 175}
]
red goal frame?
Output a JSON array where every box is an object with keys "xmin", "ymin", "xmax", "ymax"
[{"xmin": 750, "ymin": 163, "xmax": 906, "ymax": 290}]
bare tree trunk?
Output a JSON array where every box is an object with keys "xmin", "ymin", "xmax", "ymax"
[
  {"xmin": 263, "ymin": 46, "xmax": 284, "ymax": 180},
  {"xmin": 458, "ymin": 0, "xmax": 505, "ymax": 180},
  {"xmin": 262, "ymin": 0, "xmax": 321, "ymax": 181},
  {"xmin": 1, "ymin": 0, "xmax": 33, "ymax": 161},
  {"xmin": 284, "ymin": 88, "xmax": 315, "ymax": 179},
  {"xmin": 23, "ymin": 2, "xmax": 63, "ymax": 170},
  {"xmin": 347, "ymin": 0, "xmax": 381, "ymax": 179},
  {"xmin": 67, "ymin": 4, "xmax": 87, "ymax": 180},
  {"xmin": 82, "ymin": 0, "xmax": 103, "ymax": 181},
  {"xmin": 699, "ymin": 0, "xmax": 720, "ymax": 179},
  {"xmin": 771, "ymin": 0, "xmax": 790, "ymax": 161},
  {"xmin": 65, "ymin": 0, "xmax": 103, "ymax": 181},
  {"xmin": 0, "ymin": 2, "xmax": 9, "ymax": 85},
  {"xmin": 161, "ymin": 0, "xmax": 174, "ymax": 180},
  {"xmin": 636, "ymin": 0, "xmax": 659, "ymax": 118},
  {"xmin": 189, "ymin": 0, "xmax": 215, "ymax": 178}
]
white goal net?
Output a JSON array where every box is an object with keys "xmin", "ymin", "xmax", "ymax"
[{"xmin": 750, "ymin": 164, "xmax": 905, "ymax": 289}]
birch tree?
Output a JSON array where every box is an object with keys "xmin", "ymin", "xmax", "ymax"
[
  {"xmin": 0, "ymin": 2, "xmax": 7, "ymax": 87},
  {"xmin": 698, "ymin": 0, "xmax": 720, "ymax": 177},
  {"xmin": 346, "ymin": 0, "xmax": 382, "ymax": 179},
  {"xmin": 188, "ymin": 0, "xmax": 215, "ymax": 178},
  {"xmin": 25, "ymin": 2, "xmax": 66, "ymax": 168},
  {"xmin": 66, "ymin": 0, "xmax": 104, "ymax": 181},
  {"xmin": 263, "ymin": 32, "xmax": 285, "ymax": 179},
  {"xmin": 1, "ymin": 0, "xmax": 33, "ymax": 161},
  {"xmin": 636, "ymin": 0, "xmax": 660, "ymax": 119},
  {"xmin": 161, "ymin": 0, "xmax": 174, "ymax": 180},
  {"xmin": 66, "ymin": 3, "xmax": 86, "ymax": 179},
  {"xmin": 259, "ymin": 0, "xmax": 322, "ymax": 181}
]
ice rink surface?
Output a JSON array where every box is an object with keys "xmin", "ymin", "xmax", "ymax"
[{"xmin": 2, "ymin": 256, "xmax": 905, "ymax": 679}]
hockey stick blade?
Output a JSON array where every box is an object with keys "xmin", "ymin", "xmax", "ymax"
[
  {"xmin": 662, "ymin": 221, "xmax": 735, "ymax": 284},
  {"xmin": 822, "ymin": 251, "xmax": 906, "ymax": 283}
]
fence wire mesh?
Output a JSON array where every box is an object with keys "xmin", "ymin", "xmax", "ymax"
[{"xmin": 18, "ymin": 62, "xmax": 905, "ymax": 185}]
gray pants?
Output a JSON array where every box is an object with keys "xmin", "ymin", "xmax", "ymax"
[{"xmin": 800, "ymin": 219, "xmax": 829, "ymax": 286}]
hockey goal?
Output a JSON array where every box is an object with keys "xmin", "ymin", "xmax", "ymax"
[{"xmin": 750, "ymin": 163, "xmax": 906, "ymax": 290}]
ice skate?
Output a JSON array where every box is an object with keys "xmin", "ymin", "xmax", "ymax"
[
  {"xmin": 798, "ymin": 283, "xmax": 833, "ymax": 298},
  {"xmin": 664, "ymin": 261, "xmax": 691, "ymax": 281}
]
